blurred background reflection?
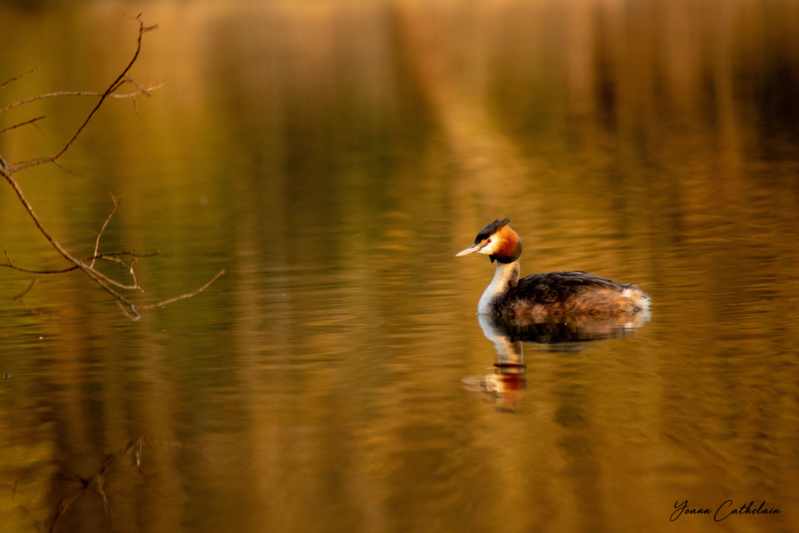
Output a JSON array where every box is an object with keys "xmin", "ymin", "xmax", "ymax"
[{"xmin": 1, "ymin": 1, "xmax": 798, "ymax": 532}]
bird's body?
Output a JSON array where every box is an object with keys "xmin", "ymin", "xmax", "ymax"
[{"xmin": 457, "ymin": 218, "xmax": 650, "ymax": 318}]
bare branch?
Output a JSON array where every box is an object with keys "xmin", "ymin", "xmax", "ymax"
[
  {"xmin": 6, "ymin": 14, "xmax": 153, "ymax": 175},
  {"xmin": 1, "ymin": 168, "xmax": 141, "ymax": 314},
  {"xmin": 0, "ymin": 15, "xmax": 223, "ymax": 319}
]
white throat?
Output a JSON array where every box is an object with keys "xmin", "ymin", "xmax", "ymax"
[{"xmin": 477, "ymin": 260, "xmax": 520, "ymax": 314}]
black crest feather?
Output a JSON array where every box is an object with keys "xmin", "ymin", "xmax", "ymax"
[{"xmin": 474, "ymin": 218, "xmax": 511, "ymax": 243}]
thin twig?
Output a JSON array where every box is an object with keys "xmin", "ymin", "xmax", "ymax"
[
  {"xmin": 0, "ymin": 115, "xmax": 45, "ymax": 134},
  {"xmin": 90, "ymin": 193, "xmax": 121, "ymax": 269},
  {"xmin": 0, "ymin": 80, "xmax": 164, "ymax": 115},
  {"xmin": 99, "ymin": 250, "xmax": 171, "ymax": 259},
  {"xmin": 0, "ymin": 69, "xmax": 36, "ymax": 91},
  {"xmin": 0, "ymin": 251, "xmax": 168, "ymax": 274},
  {"xmin": 11, "ymin": 279, "xmax": 37, "ymax": 301},
  {"xmin": 139, "ymin": 269, "xmax": 226, "ymax": 310}
]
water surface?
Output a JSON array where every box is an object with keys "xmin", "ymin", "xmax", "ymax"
[{"xmin": 1, "ymin": 1, "xmax": 799, "ymax": 532}]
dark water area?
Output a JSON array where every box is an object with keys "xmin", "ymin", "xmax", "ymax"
[{"xmin": 1, "ymin": 1, "xmax": 799, "ymax": 532}]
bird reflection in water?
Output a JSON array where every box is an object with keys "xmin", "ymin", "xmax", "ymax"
[{"xmin": 462, "ymin": 310, "xmax": 651, "ymax": 412}]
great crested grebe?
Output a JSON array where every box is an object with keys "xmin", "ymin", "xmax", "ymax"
[{"xmin": 456, "ymin": 218, "xmax": 650, "ymax": 318}]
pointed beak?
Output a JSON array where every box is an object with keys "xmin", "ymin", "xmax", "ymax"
[{"xmin": 455, "ymin": 243, "xmax": 484, "ymax": 257}]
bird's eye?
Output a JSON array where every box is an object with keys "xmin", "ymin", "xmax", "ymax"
[{"xmin": 487, "ymin": 239, "xmax": 492, "ymax": 243}]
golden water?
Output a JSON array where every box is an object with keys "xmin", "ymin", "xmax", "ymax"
[{"xmin": 1, "ymin": 1, "xmax": 798, "ymax": 532}]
